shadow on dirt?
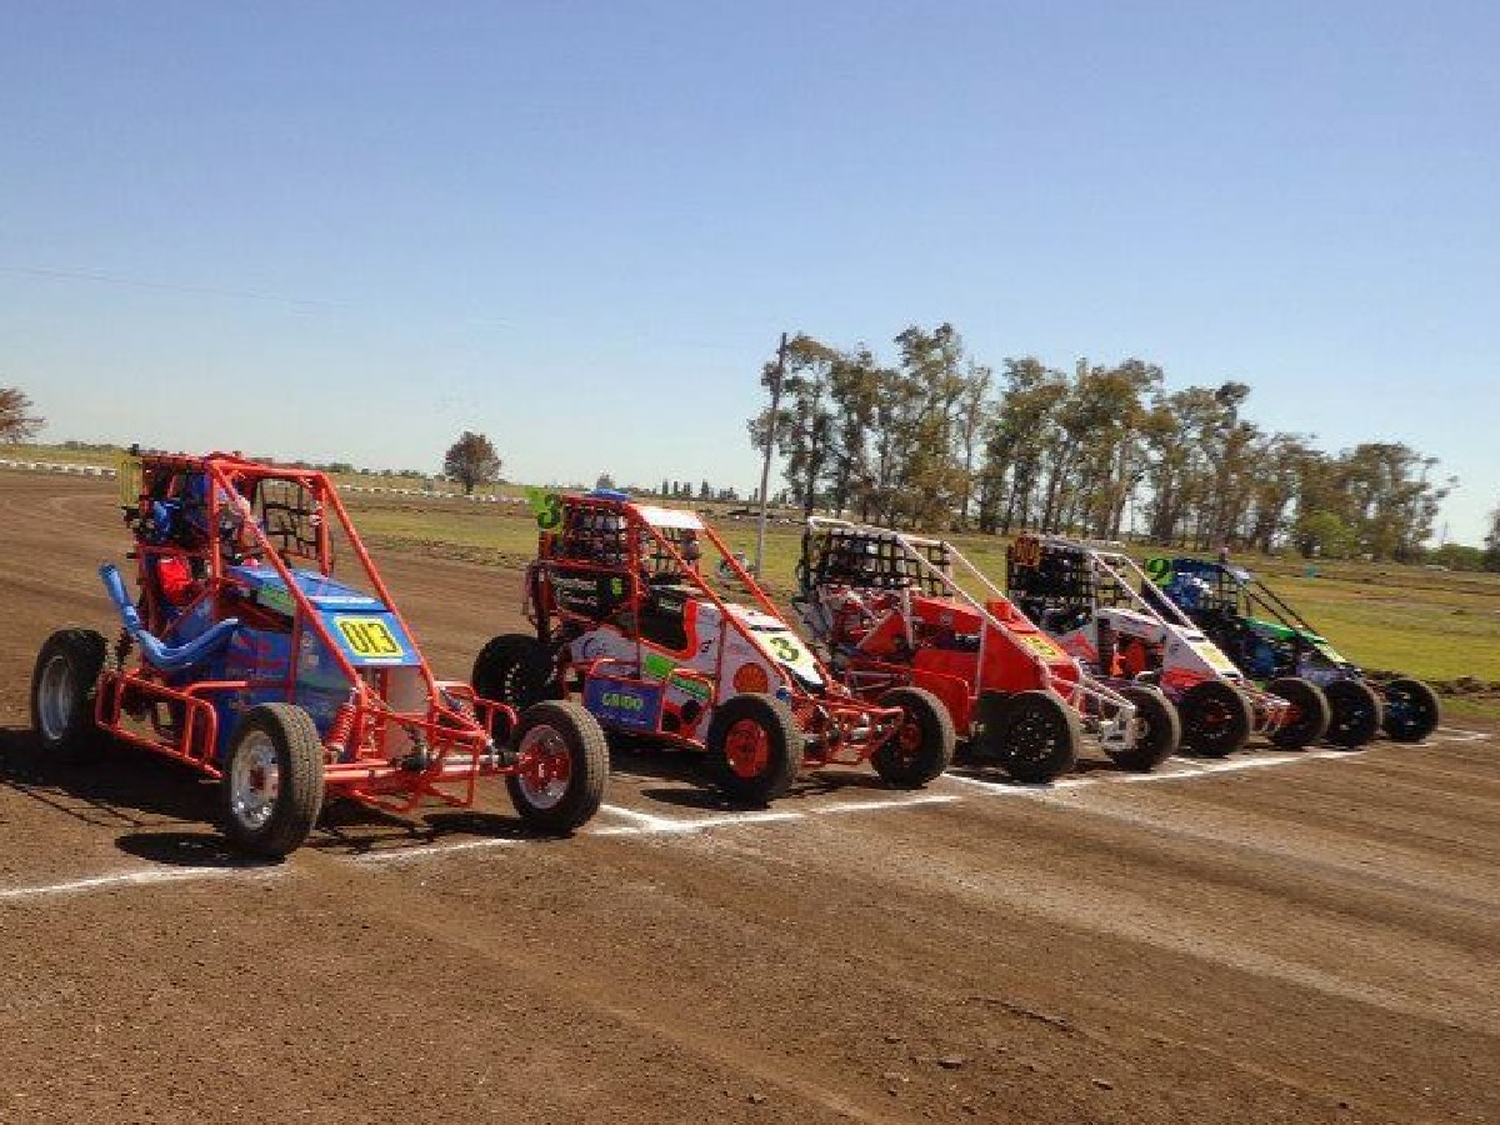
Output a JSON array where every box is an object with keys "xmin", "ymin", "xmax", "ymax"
[
  {"xmin": 618, "ymin": 738, "xmax": 911, "ymax": 811},
  {"xmin": 116, "ymin": 830, "xmax": 275, "ymax": 868},
  {"xmin": 0, "ymin": 725, "xmax": 218, "ymax": 832},
  {"xmin": 312, "ymin": 801, "xmax": 546, "ymax": 857},
  {"xmin": 0, "ymin": 725, "xmax": 590, "ymax": 865}
]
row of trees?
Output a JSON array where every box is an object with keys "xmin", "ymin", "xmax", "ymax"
[
  {"xmin": 3, "ymin": 378, "xmax": 1493, "ymax": 568},
  {"xmin": 749, "ymin": 327, "xmax": 1471, "ymax": 563}
]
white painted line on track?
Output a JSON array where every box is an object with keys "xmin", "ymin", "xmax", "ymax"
[
  {"xmin": 942, "ymin": 772, "xmax": 1093, "ymax": 793},
  {"xmin": 1428, "ymin": 726, "xmax": 1488, "ymax": 745},
  {"xmin": 597, "ymin": 803, "xmax": 681, "ymax": 829},
  {"xmin": 816, "ymin": 794, "xmax": 961, "ymax": 814},
  {"xmin": 357, "ymin": 791, "xmax": 959, "ymax": 861},
  {"xmin": 946, "ymin": 746, "xmax": 1370, "ymax": 797},
  {"xmin": 591, "ymin": 809, "xmax": 803, "ymax": 836},
  {"xmin": 0, "ymin": 865, "xmax": 279, "ymax": 903},
  {"xmin": 11, "ymin": 730, "xmax": 1487, "ymax": 887},
  {"xmin": 354, "ymin": 836, "xmax": 521, "ymax": 864}
]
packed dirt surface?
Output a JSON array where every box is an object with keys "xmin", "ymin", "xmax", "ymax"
[{"xmin": 2, "ymin": 470, "xmax": 1497, "ymax": 1125}]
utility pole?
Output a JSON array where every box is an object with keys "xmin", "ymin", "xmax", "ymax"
[{"xmin": 754, "ymin": 331, "xmax": 788, "ymax": 577}]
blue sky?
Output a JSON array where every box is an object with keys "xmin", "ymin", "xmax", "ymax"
[{"xmin": 2, "ymin": 1, "xmax": 1496, "ymax": 544}]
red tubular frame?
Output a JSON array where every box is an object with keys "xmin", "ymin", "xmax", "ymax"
[
  {"xmin": 535, "ymin": 494, "xmax": 904, "ymax": 765},
  {"xmin": 97, "ymin": 451, "xmax": 520, "ymax": 810}
]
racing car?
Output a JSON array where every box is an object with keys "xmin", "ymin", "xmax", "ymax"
[
  {"xmin": 790, "ymin": 518, "xmax": 1180, "ymax": 782},
  {"xmin": 1006, "ymin": 536, "xmax": 1331, "ymax": 755},
  {"xmin": 1144, "ymin": 555, "xmax": 1440, "ymax": 745},
  {"xmin": 472, "ymin": 491, "xmax": 955, "ymax": 805},
  {"xmin": 31, "ymin": 450, "xmax": 608, "ymax": 857}
]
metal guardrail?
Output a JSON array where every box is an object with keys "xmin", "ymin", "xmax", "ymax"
[
  {"xmin": 0, "ymin": 458, "xmax": 116, "ymax": 476},
  {"xmin": 0, "ymin": 459, "xmax": 525, "ymax": 503}
]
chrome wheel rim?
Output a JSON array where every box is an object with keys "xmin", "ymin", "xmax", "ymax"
[
  {"xmin": 37, "ymin": 655, "xmax": 76, "ymax": 743},
  {"xmin": 230, "ymin": 730, "xmax": 280, "ymax": 831}
]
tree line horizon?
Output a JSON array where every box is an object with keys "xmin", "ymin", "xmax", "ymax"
[
  {"xmin": 3, "ymin": 373, "xmax": 1497, "ymax": 569},
  {"xmin": 748, "ymin": 324, "xmax": 1499, "ymax": 568}
]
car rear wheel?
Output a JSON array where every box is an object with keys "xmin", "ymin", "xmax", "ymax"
[
  {"xmin": 1106, "ymin": 685, "xmax": 1181, "ymax": 772},
  {"xmin": 1381, "ymin": 677, "xmax": 1440, "ymax": 743},
  {"xmin": 472, "ymin": 633, "xmax": 556, "ymax": 741},
  {"xmin": 1324, "ymin": 678, "xmax": 1383, "ymax": 748},
  {"xmin": 31, "ymin": 628, "xmax": 109, "ymax": 764},
  {"xmin": 990, "ymin": 689, "xmax": 1080, "ymax": 784}
]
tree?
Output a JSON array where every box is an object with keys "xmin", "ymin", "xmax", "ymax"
[
  {"xmin": 0, "ymin": 387, "xmax": 41, "ymax": 443},
  {"xmin": 1483, "ymin": 505, "xmax": 1500, "ymax": 572},
  {"xmin": 747, "ymin": 333, "xmax": 838, "ymax": 517},
  {"xmin": 595, "ymin": 472, "xmax": 616, "ymax": 491},
  {"xmin": 442, "ymin": 431, "xmax": 501, "ymax": 495}
]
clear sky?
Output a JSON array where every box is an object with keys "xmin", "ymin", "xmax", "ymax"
[{"xmin": 3, "ymin": 1, "xmax": 1496, "ymax": 544}]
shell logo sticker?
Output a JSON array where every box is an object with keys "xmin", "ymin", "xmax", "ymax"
[{"xmin": 733, "ymin": 662, "xmax": 771, "ymax": 694}]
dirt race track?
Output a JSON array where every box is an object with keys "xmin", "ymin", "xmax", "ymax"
[{"xmin": 1, "ymin": 471, "xmax": 1497, "ymax": 1125}]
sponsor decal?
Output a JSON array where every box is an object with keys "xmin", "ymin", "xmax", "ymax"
[
  {"xmin": 733, "ymin": 662, "xmax": 771, "ymax": 694},
  {"xmin": 583, "ymin": 678, "xmax": 661, "ymax": 729},
  {"xmin": 1194, "ymin": 642, "xmax": 1240, "ymax": 674},
  {"xmin": 1010, "ymin": 535, "xmax": 1043, "ymax": 568},
  {"xmin": 257, "ymin": 584, "xmax": 295, "ymax": 615},
  {"xmin": 643, "ymin": 651, "xmax": 713, "ymax": 701},
  {"xmin": 1021, "ymin": 633, "xmax": 1065, "ymax": 659}
]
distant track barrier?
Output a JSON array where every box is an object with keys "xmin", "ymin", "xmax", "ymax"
[{"xmin": 0, "ymin": 459, "xmax": 523, "ymax": 503}]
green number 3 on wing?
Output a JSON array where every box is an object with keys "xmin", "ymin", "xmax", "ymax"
[
  {"xmin": 538, "ymin": 493, "xmax": 562, "ymax": 530},
  {"xmin": 1144, "ymin": 557, "xmax": 1173, "ymax": 586}
]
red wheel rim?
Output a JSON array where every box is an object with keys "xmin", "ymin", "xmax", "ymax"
[
  {"xmin": 724, "ymin": 717, "xmax": 770, "ymax": 779},
  {"xmin": 517, "ymin": 725, "xmax": 573, "ymax": 809}
]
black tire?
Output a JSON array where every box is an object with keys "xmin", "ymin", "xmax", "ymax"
[
  {"xmin": 872, "ymin": 687, "xmax": 956, "ymax": 788},
  {"xmin": 1266, "ymin": 676, "xmax": 1332, "ymax": 749},
  {"xmin": 992, "ymin": 689, "xmax": 1080, "ymax": 784},
  {"xmin": 1382, "ymin": 677, "xmax": 1440, "ymax": 743},
  {"xmin": 1106, "ymin": 686, "xmax": 1181, "ymax": 772},
  {"xmin": 471, "ymin": 633, "xmax": 556, "ymax": 740},
  {"xmin": 1324, "ymin": 677, "xmax": 1384, "ymax": 748},
  {"xmin": 472, "ymin": 633, "xmax": 556, "ymax": 708},
  {"xmin": 967, "ymin": 691, "xmax": 1011, "ymax": 761},
  {"xmin": 219, "ymin": 703, "xmax": 325, "ymax": 858},
  {"xmin": 507, "ymin": 701, "xmax": 610, "ymax": 834},
  {"xmin": 705, "ymin": 693, "xmax": 804, "ymax": 806},
  {"xmin": 1178, "ymin": 679, "xmax": 1254, "ymax": 758},
  {"xmin": 30, "ymin": 628, "xmax": 110, "ymax": 764}
]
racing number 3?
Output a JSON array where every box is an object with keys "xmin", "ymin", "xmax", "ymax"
[
  {"xmin": 337, "ymin": 617, "xmax": 402, "ymax": 657},
  {"xmin": 767, "ymin": 635, "xmax": 800, "ymax": 663},
  {"xmin": 537, "ymin": 493, "xmax": 562, "ymax": 530}
]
